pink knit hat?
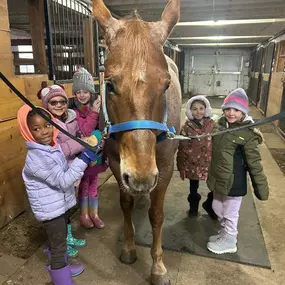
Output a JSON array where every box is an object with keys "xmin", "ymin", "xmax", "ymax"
[
  {"xmin": 222, "ymin": 88, "xmax": 249, "ymax": 114},
  {"xmin": 37, "ymin": 85, "xmax": 68, "ymax": 109}
]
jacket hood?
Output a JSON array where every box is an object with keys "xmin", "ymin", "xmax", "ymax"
[
  {"xmin": 65, "ymin": 109, "xmax": 77, "ymax": 124},
  {"xmin": 186, "ymin": 95, "xmax": 212, "ymax": 120},
  {"xmin": 17, "ymin": 104, "xmax": 59, "ymax": 146}
]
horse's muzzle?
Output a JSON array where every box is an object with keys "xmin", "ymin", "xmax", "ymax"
[{"xmin": 121, "ymin": 170, "xmax": 158, "ymax": 195}]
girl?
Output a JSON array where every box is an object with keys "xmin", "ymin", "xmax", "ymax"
[
  {"xmin": 177, "ymin": 95, "xmax": 217, "ymax": 218},
  {"xmin": 18, "ymin": 104, "xmax": 99, "ymax": 285},
  {"xmin": 38, "ymin": 84, "xmax": 86, "ymax": 258},
  {"xmin": 206, "ymin": 88, "xmax": 269, "ymax": 254},
  {"xmin": 70, "ymin": 67, "xmax": 106, "ymax": 229}
]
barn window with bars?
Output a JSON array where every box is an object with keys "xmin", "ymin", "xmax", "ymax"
[{"xmin": 44, "ymin": 0, "xmax": 100, "ymax": 82}]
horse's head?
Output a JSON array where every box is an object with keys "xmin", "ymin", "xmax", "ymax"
[{"xmin": 93, "ymin": 0, "xmax": 180, "ymax": 195}]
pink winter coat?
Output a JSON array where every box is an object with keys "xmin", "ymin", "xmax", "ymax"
[
  {"xmin": 56, "ymin": 109, "xmax": 84, "ymax": 165},
  {"xmin": 75, "ymin": 109, "xmax": 99, "ymax": 137},
  {"xmin": 74, "ymin": 107, "xmax": 104, "ymax": 176}
]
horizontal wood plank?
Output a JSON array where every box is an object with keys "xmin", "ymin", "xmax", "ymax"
[{"xmin": 0, "ymin": 78, "xmax": 25, "ymax": 120}]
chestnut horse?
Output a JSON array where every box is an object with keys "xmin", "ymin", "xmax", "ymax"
[{"xmin": 93, "ymin": 1, "xmax": 181, "ymax": 284}]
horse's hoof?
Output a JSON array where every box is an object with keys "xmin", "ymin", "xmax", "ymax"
[
  {"xmin": 119, "ymin": 249, "xmax": 137, "ymax": 264},
  {"xmin": 151, "ymin": 274, "xmax": 171, "ymax": 285}
]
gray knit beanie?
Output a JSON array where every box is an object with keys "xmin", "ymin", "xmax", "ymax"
[{"xmin": 72, "ymin": 67, "xmax": 95, "ymax": 94}]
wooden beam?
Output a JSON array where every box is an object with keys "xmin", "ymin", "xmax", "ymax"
[
  {"xmin": 83, "ymin": 17, "xmax": 95, "ymax": 75},
  {"xmin": 28, "ymin": 0, "xmax": 47, "ymax": 74},
  {"xmin": 11, "ymin": 39, "xmax": 32, "ymax": 46}
]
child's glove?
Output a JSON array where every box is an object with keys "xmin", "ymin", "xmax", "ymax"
[
  {"xmin": 79, "ymin": 149, "xmax": 99, "ymax": 164},
  {"xmin": 85, "ymin": 130, "xmax": 103, "ymax": 167}
]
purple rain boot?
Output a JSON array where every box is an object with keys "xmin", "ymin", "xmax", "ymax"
[
  {"xmin": 43, "ymin": 248, "xmax": 84, "ymax": 277},
  {"xmin": 45, "ymin": 265, "xmax": 76, "ymax": 285}
]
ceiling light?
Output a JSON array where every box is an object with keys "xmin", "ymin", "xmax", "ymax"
[
  {"xmin": 169, "ymin": 36, "xmax": 272, "ymax": 40},
  {"xmin": 176, "ymin": 19, "xmax": 285, "ymax": 26},
  {"xmin": 178, "ymin": 43, "xmax": 259, "ymax": 46}
]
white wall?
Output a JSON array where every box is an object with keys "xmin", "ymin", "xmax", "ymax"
[{"xmin": 183, "ymin": 48, "xmax": 251, "ymax": 97}]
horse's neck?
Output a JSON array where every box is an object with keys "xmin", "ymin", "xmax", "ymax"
[{"xmin": 165, "ymin": 55, "xmax": 179, "ymax": 77}]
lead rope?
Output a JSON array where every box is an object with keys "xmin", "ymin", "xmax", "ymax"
[
  {"xmin": 166, "ymin": 110, "xmax": 285, "ymax": 140},
  {"xmin": 1, "ymin": 71, "xmax": 285, "ymax": 142}
]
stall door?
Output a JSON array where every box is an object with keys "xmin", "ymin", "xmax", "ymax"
[
  {"xmin": 248, "ymin": 47, "xmax": 264, "ymax": 105},
  {"xmin": 279, "ymin": 86, "xmax": 285, "ymax": 135},
  {"xmin": 191, "ymin": 54, "xmax": 243, "ymax": 96},
  {"xmin": 191, "ymin": 55, "xmax": 216, "ymax": 96},
  {"xmin": 214, "ymin": 55, "xmax": 242, "ymax": 96},
  {"xmin": 258, "ymin": 42, "xmax": 275, "ymax": 114}
]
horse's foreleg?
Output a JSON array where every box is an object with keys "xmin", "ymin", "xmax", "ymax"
[
  {"xmin": 119, "ymin": 187, "xmax": 137, "ymax": 264},
  {"xmin": 149, "ymin": 185, "xmax": 170, "ymax": 285}
]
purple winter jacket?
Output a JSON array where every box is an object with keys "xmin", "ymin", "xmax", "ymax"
[
  {"xmin": 22, "ymin": 142, "xmax": 88, "ymax": 222},
  {"xmin": 56, "ymin": 109, "xmax": 84, "ymax": 165}
]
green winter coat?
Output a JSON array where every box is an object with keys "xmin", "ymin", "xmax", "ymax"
[{"xmin": 206, "ymin": 116, "xmax": 269, "ymax": 200}]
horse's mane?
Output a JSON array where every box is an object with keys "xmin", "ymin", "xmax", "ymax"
[{"xmin": 112, "ymin": 11, "xmax": 152, "ymax": 84}]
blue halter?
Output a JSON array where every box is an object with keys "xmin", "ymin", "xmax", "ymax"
[{"xmin": 101, "ymin": 82, "xmax": 176, "ymax": 143}]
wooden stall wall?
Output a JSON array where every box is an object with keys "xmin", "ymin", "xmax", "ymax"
[
  {"xmin": 0, "ymin": 75, "xmax": 46, "ymax": 229},
  {"xmin": 266, "ymin": 40, "xmax": 285, "ymax": 127},
  {"xmin": 0, "ymin": 0, "xmax": 14, "ymax": 77}
]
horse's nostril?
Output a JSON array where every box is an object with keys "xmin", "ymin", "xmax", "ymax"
[
  {"xmin": 123, "ymin": 173, "xmax": 130, "ymax": 187},
  {"xmin": 153, "ymin": 173, "xmax": 159, "ymax": 187},
  {"xmin": 122, "ymin": 171, "xmax": 158, "ymax": 192}
]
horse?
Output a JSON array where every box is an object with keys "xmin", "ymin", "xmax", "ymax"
[{"xmin": 92, "ymin": 1, "xmax": 181, "ymax": 284}]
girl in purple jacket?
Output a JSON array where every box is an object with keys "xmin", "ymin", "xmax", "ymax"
[
  {"xmin": 18, "ymin": 104, "xmax": 98, "ymax": 285},
  {"xmin": 38, "ymin": 84, "xmax": 86, "ymax": 258},
  {"xmin": 70, "ymin": 67, "xmax": 106, "ymax": 229}
]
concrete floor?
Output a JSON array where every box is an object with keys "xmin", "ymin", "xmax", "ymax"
[{"xmin": 2, "ymin": 101, "xmax": 285, "ymax": 285}]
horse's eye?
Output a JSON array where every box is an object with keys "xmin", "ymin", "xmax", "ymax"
[
  {"xmin": 106, "ymin": 81, "xmax": 115, "ymax": 94},
  {"xmin": 165, "ymin": 83, "xmax": 170, "ymax": 91}
]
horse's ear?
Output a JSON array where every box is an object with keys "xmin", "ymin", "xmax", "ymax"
[
  {"xmin": 92, "ymin": 0, "xmax": 119, "ymax": 37},
  {"xmin": 160, "ymin": 0, "xmax": 180, "ymax": 43}
]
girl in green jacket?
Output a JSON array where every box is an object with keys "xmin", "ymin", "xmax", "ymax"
[{"xmin": 206, "ymin": 88, "xmax": 269, "ymax": 255}]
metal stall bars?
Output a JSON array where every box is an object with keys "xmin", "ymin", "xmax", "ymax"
[{"xmin": 43, "ymin": 0, "xmax": 100, "ymax": 83}]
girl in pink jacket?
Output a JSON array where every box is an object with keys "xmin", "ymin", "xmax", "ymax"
[
  {"xmin": 70, "ymin": 67, "xmax": 106, "ymax": 229},
  {"xmin": 38, "ymin": 84, "xmax": 86, "ymax": 259}
]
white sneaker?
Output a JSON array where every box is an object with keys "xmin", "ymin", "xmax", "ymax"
[
  {"xmin": 208, "ymin": 231, "xmax": 222, "ymax": 242},
  {"xmin": 209, "ymin": 226, "xmax": 226, "ymax": 242},
  {"xmin": 207, "ymin": 232, "xmax": 237, "ymax": 254}
]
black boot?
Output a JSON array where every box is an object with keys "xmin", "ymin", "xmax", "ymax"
[
  {"xmin": 187, "ymin": 193, "xmax": 201, "ymax": 217},
  {"xmin": 202, "ymin": 192, "xmax": 218, "ymax": 220}
]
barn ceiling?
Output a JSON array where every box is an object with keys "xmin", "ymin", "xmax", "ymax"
[
  {"xmin": 7, "ymin": 0, "xmax": 285, "ymax": 49},
  {"xmin": 103, "ymin": 0, "xmax": 285, "ymax": 48}
]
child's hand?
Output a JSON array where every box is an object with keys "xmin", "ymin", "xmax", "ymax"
[
  {"xmin": 90, "ymin": 97, "xmax": 101, "ymax": 113},
  {"xmin": 79, "ymin": 148, "xmax": 99, "ymax": 164},
  {"xmin": 180, "ymin": 171, "xmax": 185, "ymax": 180}
]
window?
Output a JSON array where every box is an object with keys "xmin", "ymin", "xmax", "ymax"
[{"xmin": 19, "ymin": 65, "xmax": 35, "ymax": 73}]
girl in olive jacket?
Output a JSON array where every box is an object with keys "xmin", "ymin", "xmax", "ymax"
[{"xmin": 206, "ymin": 88, "xmax": 269, "ymax": 255}]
